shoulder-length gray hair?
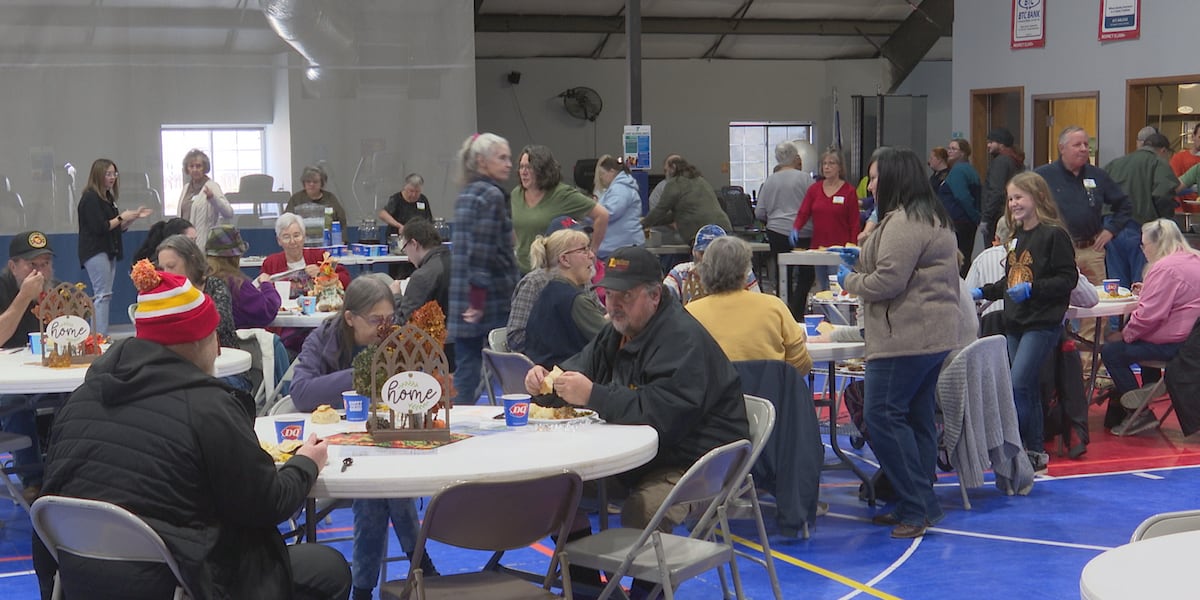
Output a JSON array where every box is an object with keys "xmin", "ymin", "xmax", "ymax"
[
  {"xmin": 698, "ymin": 236, "xmax": 751, "ymax": 294},
  {"xmin": 156, "ymin": 234, "xmax": 209, "ymax": 287},
  {"xmin": 334, "ymin": 273, "xmax": 396, "ymax": 367}
]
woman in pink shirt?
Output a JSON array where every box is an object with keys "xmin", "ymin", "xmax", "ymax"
[
  {"xmin": 1101, "ymin": 219, "xmax": 1200, "ymax": 430},
  {"xmin": 791, "ymin": 149, "xmax": 859, "ymax": 290}
]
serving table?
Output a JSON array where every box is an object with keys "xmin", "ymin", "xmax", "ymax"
[
  {"xmin": 256, "ymin": 405, "xmax": 659, "ymax": 542},
  {"xmin": 240, "ymin": 254, "xmax": 411, "ymax": 269},
  {"xmin": 778, "ymin": 251, "xmax": 843, "ymax": 307}
]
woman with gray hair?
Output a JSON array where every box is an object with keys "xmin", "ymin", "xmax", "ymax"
[
  {"xmin": 290, "ymin": 272, "xmax": 437, "ymax": 599},
  {"xmin": 379, "ymin": 173, "xmax": 432, "ymax": 239},
  {"xmin": 685, "ymin": 236, "xmax": 812, "ymax": 374},
  {"xmin": 285, "ymin": 164, "xmax": 348, "ymax": 226},
  {"xmin": 756, "ymin": 140, "xmax": 816, "ymax": 318},
  {"xmin": 259, "ymin": 212, "xmax": 351, "ymax": 354},
  {"xmin": 449, "ymin": 133, "xmax": 520, "ymax": 404},
  {"xmin": 1102, "ymin": 218, "xmax": 1200, "ymax": 435},
  {"xmin": 177, "ymin": 149, "xmax": 233, "ymax": 252}
]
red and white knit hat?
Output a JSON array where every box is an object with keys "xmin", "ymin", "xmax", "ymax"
[{"xmin": 130, "ymin": 259, "xmax": 219, "ymax": 345}]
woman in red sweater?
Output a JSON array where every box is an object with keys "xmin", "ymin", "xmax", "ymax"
[
  {"xmin": 791, "ymin": 149, "xmax": 860, "ymax": 290},
  {"xmin": 260, "ymin": 212, "xmax": 351, "ymax": 355}
]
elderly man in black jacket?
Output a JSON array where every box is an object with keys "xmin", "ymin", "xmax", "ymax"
[
  {"xmin": 526, "ymin": 246, "xmax": 749, "ymax": 531},
  {"xmin": 33, "ymin": 262, "xmax": 349, "ymax": 600}
]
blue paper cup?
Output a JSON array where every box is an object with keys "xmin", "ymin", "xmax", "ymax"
[
  {"xmin": 343, "ymin": 391, "xmax": 369, "ymax": 422},
  {"xmin": 502, "ymin": 394, "xmax": 531, "ymax": 427},
  {"xmin": 804, "ymin": 314, "xmax": 824, "ymax": 336},
  {"xmin": 28, "ymin": 332, "xmax": 43, "ymax": 355},
  {"xmin": 299, "ymin": 296, "xmax": 317, "ymax": 315},
  {"xmin": 275, "ymin": 418, "xmax": 305, "ymax": 443}
]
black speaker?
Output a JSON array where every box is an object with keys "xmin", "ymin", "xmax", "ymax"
[{"xmin": 506, "ymin": 71, "xmax": 521, "ymax": 85}]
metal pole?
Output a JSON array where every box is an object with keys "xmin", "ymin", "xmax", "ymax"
[{"xmin": 626, "ymin": 0, "xmax": 642, "ymax": 125}]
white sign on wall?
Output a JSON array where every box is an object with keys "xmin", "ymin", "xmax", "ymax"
[{"xmin": 1011, "ymin": 0, "xmax": 1046, "ymax": 50}]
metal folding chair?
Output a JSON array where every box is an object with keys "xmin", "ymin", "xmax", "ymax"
[
  {"xmin": 1131, "ymin": 509, "xmax": 1200, "ymax": 541},
  {"xmin": 380, "ymin": 470, "xmax": 583, "ymax": 600},
  {"xmin": 32, "ymin": 495, "xmax": 195, "ymax": 600},
  {"xmin": 481, "ymin": 348, "xmax": 535, "ymax": 407},
  {"xmin": 561, "ymin": 439, "xmax": 753, "ymax": 600}
]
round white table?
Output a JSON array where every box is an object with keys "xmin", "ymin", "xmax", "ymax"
[
  {"xmin": 269, "ymin": 301, "xmax": 337, "ymax": 328},
  {"xmin": 1080, "ymin": 530, "xmax": 1200, "ymax": 599},
  {"xmin": 258, "ymin": 405, "xmax": 659, "ymax": 541},
  {"xmin": 257, "ymin": 406, "xmax": 659, "ymax": 499},
  {"xmin": 0, "ymin": 346, "xmax": 252, "ymax": 395}
]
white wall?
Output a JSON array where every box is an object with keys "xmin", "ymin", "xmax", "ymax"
[
  {"xmin": 953, "ymin": 0, "xmax": 1196, "ymax": 165},
  {"xmin": 476, "ymin": 57, "xmax": 951, "ymax": 188}
]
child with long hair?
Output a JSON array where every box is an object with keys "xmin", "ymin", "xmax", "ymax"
[{"xmin": 974, "ymin": 171, "xmax": 1077, "ymax": 471}]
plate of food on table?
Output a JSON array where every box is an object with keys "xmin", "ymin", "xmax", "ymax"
[
  {"xmin": 529, "ymin": 367, "xmax": 601, "ymax": 424},
  {"xmin": 1095, "ymin": 285, "xmax": 1136, "ymax": 302}
]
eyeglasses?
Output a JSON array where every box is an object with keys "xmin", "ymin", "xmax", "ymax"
[
  {"xmin": 357, "ymin": 313, "xmax": 395, "ymax": 328},
  {"xmin": 518, "ymin": 165, "xmax": 534, "ymax": 172},
  {"xmin": 279, "ymin": 233, "xmax": 304, "ymax": 243},
  {"xmin": 563, "ymin": 246, "xmax": 593, "ymax": 257},
  {"xmin": 105, "ymin": 171, "xmax": 119, "ymax": 178}
]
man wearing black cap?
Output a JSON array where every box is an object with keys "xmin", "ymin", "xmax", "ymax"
[
  {"xmin": 524, "ymin": 246, "xmax": 748, "ymax": 531},
  {"xmin": 981, "ymin": 127, "xmax": 1025, "ymax": 247},
  {"xmin": 0, "ymin": 231, "xmax": 58, "ymax": 502}
]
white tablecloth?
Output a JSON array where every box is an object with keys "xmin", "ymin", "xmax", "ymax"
[
  {"xmin": 0, "ymin": 347, "xmax": 252, "ymax": 395},
  {"xmin": 240, "ymin": 254, "xmax": 411, "ymax": 269},
  {"xmin": 256, "ymin": 405, "xmax": 659, "ymax": 499}
]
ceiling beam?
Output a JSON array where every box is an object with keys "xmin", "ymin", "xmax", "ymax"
[
  {"xmin": 476, "ymin": 15, "xmax": 902, "ymax": 36},
  {"xmin": 880, "ymin": 0, "xmax": 953, "ymax": 92},
  {"xmin": 0, "ymin": 6, "xmax": 270, "ymax": 30}
]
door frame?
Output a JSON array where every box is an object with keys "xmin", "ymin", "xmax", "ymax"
[
  {"xmin": 969, "ymin": 86, "xmax": 1024, "ymax": 177},
  {"xmin": 1126, "ymin": 73, "xmax": 1200, "ymax": 153},
  {"xmin": 1031, "ymin": 91, "xmax": 1099, "ymax": 167}
]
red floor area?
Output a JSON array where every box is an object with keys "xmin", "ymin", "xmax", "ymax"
[{"xmin": 1045, "ymin": 402, "xmax": 1200, "ymax": 476}]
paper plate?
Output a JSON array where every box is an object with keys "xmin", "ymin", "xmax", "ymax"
[{"xmin": 529, "ymin": 408, "xmax": 599, "ymax": 425}]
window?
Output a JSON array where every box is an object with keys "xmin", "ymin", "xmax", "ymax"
[
  {"xmin": 161, "ymin": 128, "xmax": 266, "ymax": 216},
  {"xmin": 728, "ymin": 122, "xmax": 814, "ymax": 197}
]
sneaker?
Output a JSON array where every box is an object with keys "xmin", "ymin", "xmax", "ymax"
[
  {"xmin": 816, "ymin": 501, "xmax": 830, "ymax": 517},
  {"xmin": 1115, "ymin": 411, "xmax": 1159, "ymax": 437},
  {"xmin": 1027, "ymin": 451, "xmax": 1049, "ymax": 475}
]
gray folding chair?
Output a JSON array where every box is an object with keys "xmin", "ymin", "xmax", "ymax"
[
  {"xmin": 488, "ymin": 327, "xmax": 509, "ymax": 352},
  {"xmin": 380, "ymin": 470, "xmax": 583, "ymax": 600},
  {"xmin": 561, "ymin": 439, "xmax": 753, "ymax": 600},
  {"xmin": 1114, "ymin": 360, "xmax": 1173, "ymax": 436},
  {"xmin": 481, "ymin": 348, "xmax": 535, "ymax": 406},
  {"xmin": 0, "ymin": 432, "xmax": 34, "ymax": 514},
  {"xmin": 690, "ymin": 395, "xmax": 782, "ymax": 599},
  {"xmin": 32, "ymin": 495, "xmax": 195, "ymax": 600},
  {"xmin": 1131, "ymin": 509, "xmax": 1200, "ymax": 541}
]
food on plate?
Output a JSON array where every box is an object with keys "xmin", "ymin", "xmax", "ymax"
[
  {"xmin": 1094, "ymin": 285, "xmax": 1134, "ymax": 300},
  {"xmin": 311, "ymin": 404, "xmax": 340, "ymax": 424},
  {"xmin": 813, "ymin": 290, "xmax": 857, "ymax": 302},
  {"xmin": 539, "ymin": 366, "xmax": 564, "ymax": 395},
  {"xmin": 261, "ymin": 439, "xmax": 304, "ymax": 463},
  {"xmin": 529, "ymin": 404, "xmax": 589, "ymax": 420},
  {"xmin": 838, "ymin": 358, "xmax": 866, "ymax": 374}
]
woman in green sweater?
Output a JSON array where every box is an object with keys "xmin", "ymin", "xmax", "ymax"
[
  {"xmin": 511, "ymin": 145, "xmax": 609, "ymax": 273},
  {"xmin": 643, "ymin": 156, "xmax": 731, "ymax": 245}
]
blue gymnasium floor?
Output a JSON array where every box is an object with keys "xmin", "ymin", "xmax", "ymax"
[{"xmin": 2, "ymin": 402, "xmax": 1198, "ymax": 599}]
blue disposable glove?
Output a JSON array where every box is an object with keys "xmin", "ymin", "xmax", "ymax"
[
  {"xmin": 837, "ymin": 263, "xmax": 852, "ymax": 290},
  {"xmin": 789, "ymin": 229, "xmax": 802, "ymax": 247},
  {"xmin": 970, "ymin": 287, "xmax": 983, "ymax": 301},
  {"xmin": 831, "ymin": 246, "xmax": 860, "ymax": 266},
  {"xmin": 1007, "ymin": 282, "xmax": 1032, "ymax": 303},
  {"xmin": 1178, "ymin": 186, "xmax": 1196, "ymax": 197}
]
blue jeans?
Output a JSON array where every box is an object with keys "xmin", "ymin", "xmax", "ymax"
[
  {"xmin": 1104, "ymin": 219, "xmax": 1146, "ymax": 290},
  {"xmin": 1007, "ymin": 327, "xmax": 1061, "ymax": 452},
  {"xmin": 863, "ymin": 352, "xmax": 948, "ymax": 526},
  {"xmin": 351, "ymin": 498, "xmax": 420, "ymax": 590},
  {"xmin": 1, "ymin": 394, "xmax": 43, "ymax": 486},
  {"xmin": 1101, "ymin": 339, "xmax": 1183, "ymax": 398},
  {"xmin": 453, "ymin": 335, "xmax": 485, "ymax": 404},
  {"xmin": 83, "ymin": 253, "xmax": 116, "ymax": 335}
]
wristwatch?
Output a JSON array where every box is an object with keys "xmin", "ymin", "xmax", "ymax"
[{"xmin": 116, "ymin": 214, "xmax": 124, "ymax": 222}]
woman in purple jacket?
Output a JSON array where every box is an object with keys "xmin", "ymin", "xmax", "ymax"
[
  {"xmin": 204, "ymin": 224, "xmax": 281, "ymax": 329},
  {"xmin": 289, "ymin": 274, "xmax": 435, "ymax": 600}
]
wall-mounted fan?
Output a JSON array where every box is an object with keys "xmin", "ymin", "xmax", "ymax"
[{"xmin": 559, "ymin": 87, "xmax": 603, "ymax": 122}]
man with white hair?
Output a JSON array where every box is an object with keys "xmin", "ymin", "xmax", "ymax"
[{"xmin": 756, "ymin": 140, "xmax": 815, "ymax": 318}]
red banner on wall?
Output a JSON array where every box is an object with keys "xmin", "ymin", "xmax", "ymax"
[
  {"xmin": 1099, "ymin": 0, "xmax": 1140, "ymax": 41},
  {"xmin": 1011, "ymin": 0, "xmax": 1046, "ymax": 50}
]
